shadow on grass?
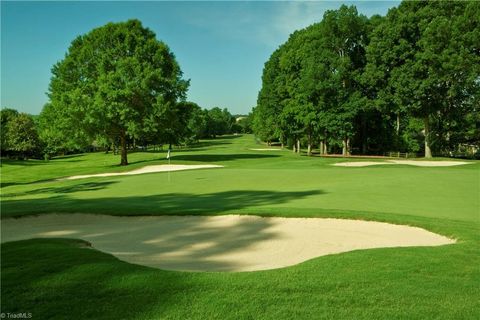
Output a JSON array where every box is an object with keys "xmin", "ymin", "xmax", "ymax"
[
  {"xmin": 0, "ymin": 238, "xmax": 172, "ymax": 319},
  {"xmin": 191, "ymin": 135, "xmax": 243, "ymax": 147},
  {"xmin": 1, "ymin": 184, "xmax": 285, "ymax": 318},
  {"xmin": 215, "ymin": 134, "xmax": 243, "ymax": 140},
  {"xmin": 1, "ymin": 185, "xmax": 282, "ymax": 318},
  {"xmin": 1, "ymin": 181, "xmax": 118, "ymax": 198},
  {"xmin": 105, "ymin": 158, "xmax": 160, "ymax": 168},
  {"xmin": 1, "ymin": 189, "xmax": 324, "ymax": 217},
  {"xmin": 2, "ymin": 214, "xmax": 278, "ymax": 272},
  {"xmin": 1, "ymin": 158, "xmax": 48, "ymax": 167},
  {"xmin": 0, "ymin": 190, "xmax": 277, "ymax": 317},
  {"xmin": 1, "ymin": 182, "xmax": 24, "ymax": 188},
  {"xmin": 0, "ymin": 179, "xmax": 59, "ymax": 189},
  {"xmin": 1, "ymin": 155, "xmax": 85, "ymax": 167},
  {"xmin": 51, "ymin": 154, "xmax": 86, "ymax": 160},
  {"xmin": 190, "ymin": 140, "xmax": 234, "ymax": 148},
  {"xmin": 172, "ymin": 153, "xmax": 280, "ymax": 162}
]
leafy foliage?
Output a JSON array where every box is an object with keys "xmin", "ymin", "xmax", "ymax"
[
  {"xmin": 0, "ymin": 108, "xmax": 19, "ymax": 154},
  {"xmin": 202, "ymin": 107, "xmax": 235, "ymax": 138},
  {"xmin": 254, "ymin": 2, "xmax": 480, "ymax": 157},
  {"xmin": 47, "ymin": 19, "xmax": 189, "ymax": 165},
  {"xmin": 365, "ymin": 1, "xmax": 480, "ymax": 157},
  {"xmin": 2, "ymin": 112, "xmax": 41, "ymax": 159}
]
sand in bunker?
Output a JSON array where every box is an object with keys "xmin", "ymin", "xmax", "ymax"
[
  {"xmin": 333, "ymin": 160, "xmax": 471, "ymax": 167},
  {"xmin": 61, "ymin": 164, "xmax": 223, "ymax": 180},
  {"xmin": 1, "ymin": 214, "xmax": 454, "ymax": 272}
]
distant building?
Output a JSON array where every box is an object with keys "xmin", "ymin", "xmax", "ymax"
[{"xmin": 236, "ymin": 116, "xmax": 246, "ymax": 123}]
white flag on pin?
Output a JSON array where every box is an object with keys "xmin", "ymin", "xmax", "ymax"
[{"xmin": 166, "ymin": 149, "xmax": 171, "ymax": 159}]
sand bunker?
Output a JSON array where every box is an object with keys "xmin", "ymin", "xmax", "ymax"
[
  {"xmin": 1, "ymin": 214, "xmax": 454, "ymax": 272},
  {"xmin": 60, "ymin": 164, "xmax": 223, "ymax": 180},
  {"xmin": 249, "ymin": 148, "xmax": 282, "ymax": 151},
  {"xmin": 333, "ymin": 160, "xmax": 471, "ymax": 167}
]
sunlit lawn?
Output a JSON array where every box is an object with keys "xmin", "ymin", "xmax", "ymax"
[{"xmin": 1, "ymin": 135, "xmax": 479, "ymax": 319}]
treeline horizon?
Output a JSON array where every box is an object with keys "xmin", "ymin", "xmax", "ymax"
[
  {"xmin": 0, "ymin": 106, "xmax": 252, "ymax": 161},
  {"xmin": 1, "ymin": 2, "xmax": 479, "ymax": 163},
  {"xmin": 252, "ymin": 1, "xmax": 479, "ymax": 158}
]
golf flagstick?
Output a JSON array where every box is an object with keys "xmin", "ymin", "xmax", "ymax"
[{"xmin": 167, "ymin": 148, "xmax": 171, "ymax": 182}]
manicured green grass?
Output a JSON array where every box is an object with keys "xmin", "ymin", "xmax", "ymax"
[
  {"xmin": 1, "ymin": 134, "xmax": 479, "ymax": 319},
  {"xmin": 2, "ymin": 135, "xmax": 478, "ymax": 222}
]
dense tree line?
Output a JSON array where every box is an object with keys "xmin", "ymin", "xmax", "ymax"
[
  {"xmin": 253, "ymin": 2, "xmax": 480, "ymax": 158},
  {"xmin": 0, "ymin": 104, "xmax": 245, "ymax": 161}
]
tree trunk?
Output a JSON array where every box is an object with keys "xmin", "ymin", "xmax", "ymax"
[
  {"xmin": 424, "ymin": 115, "xmax": 432, "ymax": 158},
  {"xmin": 396, "ymin": 113, "xmax": 400, "ymax": 135},
  {"xmin": 120, "ymin": 131, "xmax": 128, "ymax": 166},
  {"xmin": 319, "ymin": 140, "xmax": 324, "ymax": 155},
  {"xmin": 323, "ymin": 131, "xmax": 328, "ymax": 155},
  {"xmin": 362, "ymin": 115, "xmax": 367, "ymax": 154},
  {"xmin": 307, "ymin": 134, "xmax": 312, "ymax": 156},
  {"xmin": 296, "ymin": 139, "xmax": 301, "ymax": 154},
  {"xmin": 342, "ymin": 137, "xmax": 350, "ymax": 157}
]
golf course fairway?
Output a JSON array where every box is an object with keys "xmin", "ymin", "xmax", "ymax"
[{"xmin": 1, "ymin": 135, "xmax": 479, "ymax": 319}]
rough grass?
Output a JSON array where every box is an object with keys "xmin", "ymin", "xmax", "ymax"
[{"xmin": 1, "ymin": 134, "xmax": 479, "ymax": 319}]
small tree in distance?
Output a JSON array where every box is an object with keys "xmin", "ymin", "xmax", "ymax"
[{"xmin": 4, "ymin": 113, "xmax": 40, "ymax": 160}]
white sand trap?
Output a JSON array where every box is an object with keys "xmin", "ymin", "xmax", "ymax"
[
  {"xmin": 333, "ymin": 160, "xmax": 471, "ymax": 167},
  {"xmin": 1, "ymin": 214, "xmax": 454, "ymax": 272},
  {"xmin": 60, "ymin": 164, "xmax": 223, "ymax": 180},
  {"xmin": 249, "ymin": 148, "xmax": 282, "ymax": 151},
  {"xmin": 389, "ymin": 160, "xmax": 471, "ymax": 167},
  {"xmin": 333, "ymin": 161, "xmax": 389, "ymax": 167}
]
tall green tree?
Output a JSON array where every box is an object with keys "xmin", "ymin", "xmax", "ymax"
[
  {"xmin": 253, "ymin": 48, "xmax": 287, "ymax": 145},
  {"xmin": 254, "ymin": 5, "xmax": 369, "ymax": 156},
  {"xmin": 366, "ymin": 1, "xmax": 480, "ymax": 157},
  {"xmin": 48, "ymin": 19, "xmax": 188, "ymax": 165},
  {"xmin": 318, "ymin": 5, "xmax": 369, "ymax": 156}
]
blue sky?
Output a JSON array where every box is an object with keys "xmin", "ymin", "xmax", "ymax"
[{"xmin": 1, "ymin": 1, "xmax": 399, "ymax": 115}]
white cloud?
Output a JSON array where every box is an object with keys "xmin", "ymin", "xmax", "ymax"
[{"xmin": 178, "ymin": 2, "xmax": 329, "ymax": 48}]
